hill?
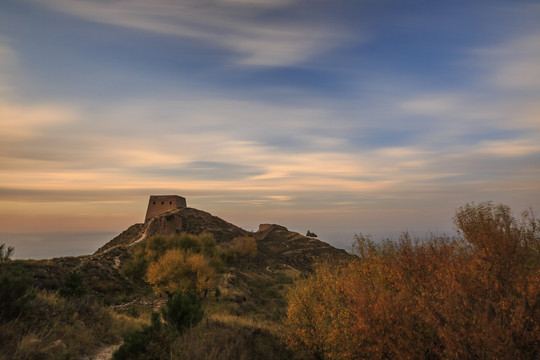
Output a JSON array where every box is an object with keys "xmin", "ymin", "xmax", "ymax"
[
  {"xmin": 97, "ymin": 207, "xmax": 347, "ymax": 267},
  {"xmin": 84, "ymin": 207, "xmax": 348, "ymax": 300},
  {"xmin": 0, "ymin": 206, "xmax": 350, "ymax": 359},
  {"xmin": 95, "ymin": 207, "xmax": 248, "ymax": 254}
]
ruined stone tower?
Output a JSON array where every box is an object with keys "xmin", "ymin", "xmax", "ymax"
[{"xmin": 145, "ymin": 195, "xmax": 187, "ymax": 221}]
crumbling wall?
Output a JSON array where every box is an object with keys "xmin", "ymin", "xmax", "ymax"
[{"xmin": 145, "ymin": 195, "xmax": 187, "ymax": 221}]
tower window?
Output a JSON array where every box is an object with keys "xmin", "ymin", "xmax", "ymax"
[{"xmin": 169, "ymin": 201, "xmax": 172, "ymax": 205}]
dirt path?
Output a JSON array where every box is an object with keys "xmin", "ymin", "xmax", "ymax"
[{"xmin": 79, "ymin": 344, "xmax": 120, "ymax": 360}]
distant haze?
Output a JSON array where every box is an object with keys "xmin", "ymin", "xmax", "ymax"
[
  {"xmin": 1, "ymin": 1, "xmax": 539, "ymax": 259},
  {"xmin": 0, "ymin": 232, "xmax": 118, "ymax": 260}
]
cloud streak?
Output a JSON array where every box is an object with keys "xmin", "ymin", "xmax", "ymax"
[{"xmin": 34, "ymin": 0, "xmax": 353, "ymax": 67}]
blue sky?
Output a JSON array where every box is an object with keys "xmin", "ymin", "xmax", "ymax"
[{"xmin": 1, "ymin": 0, "xmax": 539, "ymax": 258}]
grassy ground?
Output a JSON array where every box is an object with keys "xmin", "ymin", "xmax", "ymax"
[
  {"xmin": 169, "ymin": 314, "xmax": 292, "ymax": 360},
  {"xmin": 0, "ymin": 258, "xmax": 300, "ymax": 360},
  {"xmin": 0, "ymin": 223, "xmax": 335, "ymax": 360},
  {"xmin": 163, "ymin": 266, "xmax": 300, "ymax": 360},
  {"xmin": 0, "ymin": 290, "xmax": 146, "ymax": 360}
]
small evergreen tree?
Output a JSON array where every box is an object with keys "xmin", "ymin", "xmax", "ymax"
[
  {"xmin": 161, "ymin": 291, "xmax": 203, "ymax": 334},
  {"xmin": 113, "ymin": 312, "xmax": 171, "ymax": 360},
  {"xmin": 114, "ymin": 292, "xmax": 203, "ymax": 360}
]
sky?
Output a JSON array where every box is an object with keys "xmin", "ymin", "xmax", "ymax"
[{"xmin": 1, "ymin": 0, "xmax": 539, "ymax": 259}]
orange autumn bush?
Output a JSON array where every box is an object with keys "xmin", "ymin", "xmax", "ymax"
[{"xmin": 283, "ymin": 202, "xmax": 540, "ymax": 359}]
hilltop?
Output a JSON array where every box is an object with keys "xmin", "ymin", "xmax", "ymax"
[{"xmin": 97, "ymin": 207, "xmax": 348, "ymax": 270}]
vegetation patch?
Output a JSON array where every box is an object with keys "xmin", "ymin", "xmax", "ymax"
[
  {"xmin": 0, "ymin": 289, "xmax": 145, "ymax": 360},
  {"xmin": 283, "ymin": 202, "xmax": 540, "ymax": 359}
]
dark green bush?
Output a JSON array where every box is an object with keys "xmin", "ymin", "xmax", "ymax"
[
  {"xmin": 0, "ymin": 267, "xmax": 32, "ymax": 322},
  {"xmin": 200, "ymin": 232, "xmax": 217, "ymax": 257},
  {"xmin": 59, "ymin": 271, "xmax": 86, "ymax": 298},
  {"xmin": 162, "ymin": 291, "xmax": 203, "ymax": 334},
  {"xmin": 113, "ymin": 312, "xmax": 172, "ymax": 360},
  {"xmin": 177, "ymin": 233, "xmax": 203, "ymax": 253},
  {"xmin": 120, "ymin": 252, "xmax": 149, "ymax": 282},
  {"xmin": 114, "ymin": 292, "xmax": 203, "ymax": 360}
]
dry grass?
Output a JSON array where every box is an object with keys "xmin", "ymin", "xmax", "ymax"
[
  {"xmin": 208, "ymin": 313, "xmax": 279, "ymax": 333},
  {"xmin": 0, "ymin": 290, "xmax": 146, "ymax": 360},
  {"xmin": 170, "ymin": 314, "xmax": 292, "ymax": 360}
]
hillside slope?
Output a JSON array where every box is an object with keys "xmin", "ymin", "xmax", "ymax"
[
  {"xmin": 94, "ymin": 207, "xmax": 349, "ymax": 274},
  {"xmin": 95, "ymin": 207, "xmax": 248, "ymax": 254},
  {"xmin": 1, "ymin": 207, "xmax": 351, "ymax": 359},
  {"xmin": 10, "ymin": 207, "xmax": 350, "ymax": 306}
]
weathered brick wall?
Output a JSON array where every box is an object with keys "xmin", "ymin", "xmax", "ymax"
[{"xmin": 145, "ymin": 195, "xmax": 187, "ymax": 221}]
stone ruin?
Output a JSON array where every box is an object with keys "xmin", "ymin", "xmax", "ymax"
[{"xmin": 145, "ymin": 195, "xmax": 187, "ymax": 221}]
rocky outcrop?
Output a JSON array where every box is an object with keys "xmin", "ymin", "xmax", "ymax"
[{"xmin": 253, "ymin": 223, "xmax": 351, "ymax": 272}]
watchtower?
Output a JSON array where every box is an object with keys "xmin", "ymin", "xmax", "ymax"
[{"xmin": 145, "ymin": 195, "xmax": 187, "ymax": 221}]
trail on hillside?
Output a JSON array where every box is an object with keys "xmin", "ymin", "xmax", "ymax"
[{"xmin": 80, "ymin": 344, "xmax": 119, "ymax": 360}]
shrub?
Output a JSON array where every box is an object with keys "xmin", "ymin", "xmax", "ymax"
[
  {"xmin": 161, "ymin": 291, "xmax": 203, "ymax": 334},
  {"xmin": 200, "ymin": 232, "xmax": 217, "ymax": 257},
  {"xmin": 0, "ymin": 266, "xmax": 32, "ymax": 322},
  {"xmin": 177, "ymin": 233, "xmax": 203, "ymax": 253},
  {"xmin": 144, "ymin": 235, "xmax": 173, "ymax": 262},
  {"xmin": 120, "ymin": 249, "xmax": 149, "ymax": 282},
  {"xmin": 59, "ymin": 271, "xmax": 86, "ymax": 298},
  {"xmin": 283, "ymin": 202, "xmax": 540, "ymax": 360},
  {"xmin": 114, "ymin": 292, "xmax": 203, "ymax": 360},
  {"xmin": 113, "ymin": 312, "xmax": 172, "ymax": 360},
  {"xmin": 121, "ymin": 233, "xmax": 218, "ymax": 283},
  {"xmin": 145, "ymin": 249, "xmax": 216, "ymax": 297},
  {"xmin": 231, "ymin": 236, "xmax": 257, "ymax": 259}
]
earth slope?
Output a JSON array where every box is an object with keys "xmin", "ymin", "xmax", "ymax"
[
  {"xmin": 94, "ymin": 207, "xmax": 349, "ymax": 273},
  {"xmin": 95, "ymin": 207, "xmax": 248, "ymax": 255}
]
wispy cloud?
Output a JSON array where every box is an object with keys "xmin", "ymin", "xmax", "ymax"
[
  {"xmin": 0, "ymin": 41, "xmax": 18, "ymax": 94},
  {"xmin": 474, "ymin": 139, "xmax": 540, "ymax": 157},
  {"xmin": 483, "ymin": 32, "xmax": 540, "ymax": 91},
  {"xmin": 34, "ymin": 0, "xmax": 353, "ymax": 67},
  {"xmin": 0, "ymin": 101, "xmax": 75, "ymax": 139}
]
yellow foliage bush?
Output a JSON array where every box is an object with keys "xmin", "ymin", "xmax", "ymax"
[
  {"xmin": 187, "ymin": 253, "xmax": 216, "ymax": 296},
  {"xmin": 146, "ymin": 249, "xmax": 216, "ymax": 297},
  {"xmin": 122, "ymin": 232, "xmax": 219, "ymax": 283},
  {"xmin": 231, "ymin": 236, "xmax": 257, "ymax": 258},
  {"xmin": 283, "ymin": 203, "xmax": 540, "ymax": 360}
]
